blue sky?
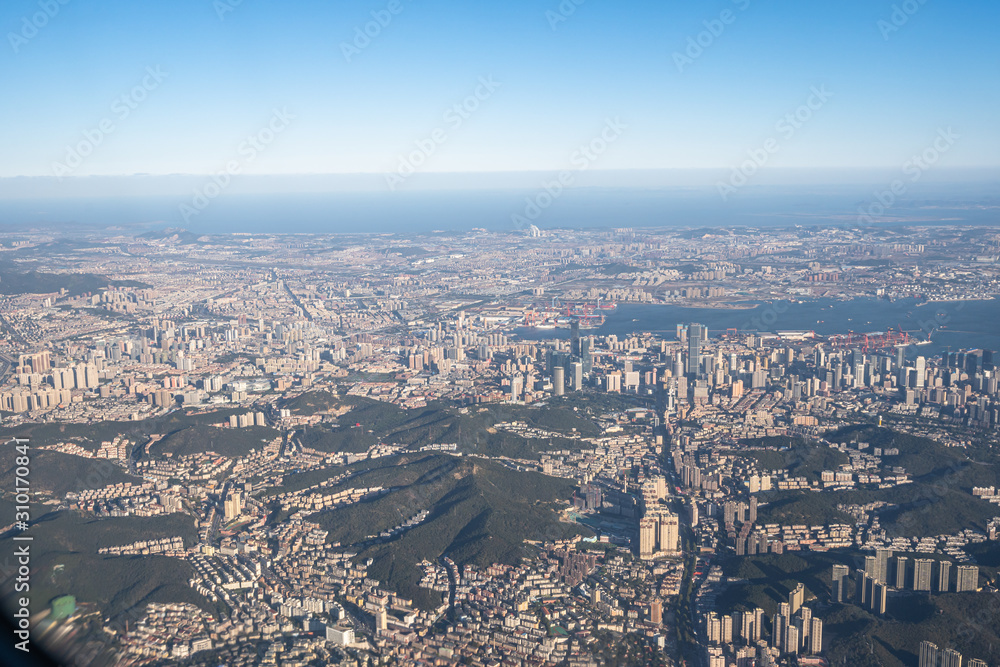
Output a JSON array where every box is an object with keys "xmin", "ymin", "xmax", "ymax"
[{"xmin": 2, "ymin": 0, "xmax": 998, "ymax": 181}]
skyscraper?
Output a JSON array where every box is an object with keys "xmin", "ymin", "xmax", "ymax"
[
  {"xmin": 552, "ymin": 366, "xmax": 565, "ymax": 396},
  {"xmin": 940, "ymin": 648, "xmax": 962, "ymax": 667},
  {"xmin": 688, "ymin": 323, "xmax": 705, "ymax": 377},
  {"xmin": 895, "ymin": 556, "xmax": 908, "ymax": 589},
  {"xmin": 788, "ymin": 583, "xmax": 804, "ymax": 615},
  {"xmin": 864, "ymin": 555, "xmax": 877, "ymax": 579},
  {"xmin": 914, "ymin": 559, "xmax": 933, "ymax": 591},
  {"xmin": 809, "ymin": 617, "xmax": 823, "ymax": 655},
  {"xmin": 798, "ymin": 607, "xmax": 811, "ymax": 649},
  {"xmin": 956, "ymin": 565, "xmax": 979, "ymax": 592},
  {"xmin": 785, "ymin": 625, "xmax": 799, "ymax": 656},
  {"xmin": 915, "ymin": 356, "xmax": 927, "ymax": 387},
  {"xmin": 570, "ymin": 361, "xmax": 583, "ymax": 391},
  {"xmin": 580, "ymin": 337, "xmax": 593, "ymax": 374},
  {"xmin": 658, "ymin": 513, "xmax": 680, "ymax": 555},
  {"xmin": 937, "ymin": 560, "xmax": 951, "ymax": 593},
  {"xmin": 772, "ymin": 613, "xmax": 787, "ymax": 652},
  {"xmin": 650, "ymin": 599, "xmax": 662, "ymax": 625},
  {"xmin": 872, "ymin": 582, "xmax": 887, "ymax": 615},
  {"xmin": 856, "ymin": 570, "xmax": 869, "ymax": 605},
  {"xmin": 639, "ymin": 517, "xmax": 657, "ymax": 558},
  {"xmin": 832, "ymin": 564, "xmax": 849, "ymax": 603},
  {"xmin": 919, "ymin": 641, "xmax": 939, "ymax": 667},
  {"xmin": 875, "ymin": 548, "xmax": 892, "ymax": 584}
]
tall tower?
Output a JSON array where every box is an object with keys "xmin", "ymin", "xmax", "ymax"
[
  {"xmin": 875, "ymin": 548, "xmax": 892, "ymax": 584},
  {"xmin": 832, "ymin": 564, "xmax": 849, "ymax": 603},
  {"xmin": 658, "ymin": 513, "xmax": 679, "ymax": 554},
  {"xmin": 688, "ymin": 323, "xmax": 704, "ymax": 377},
  {"xmin": 919, "ymin": 642, "xmax": 939, "ymax": 667},
  {"xmin": 638, "ymin": 517, "xmax": 657, "ymax": 559},
  {"xmin": 937, "ymin": 560, "xmax": 951, "ymax": 592},
  {"xmin": 914, "ymin": 559, "xmax": 933, "ymax": 591},
  {"xmin": 956, "ymin": 565, "xmax": 979, "ymax": 592},
  {"xmin": 915, "ymin": 356, "xmax": 927, "ymax": 388},
  {"xmin": 895, "ymin": 556, "xmax": 908, "ymax": 589},
  {"xmin": 788, "ymin": 583, "xmax": 804, "ymax": 615},
  {"xmin": 580, "ymin": 337, "xmax": 593, "ymax": 374}
]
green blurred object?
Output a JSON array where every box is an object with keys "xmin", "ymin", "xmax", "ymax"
[{"xmin": 50, "ymin": 595, "xmax": 76, "ymax": 620}]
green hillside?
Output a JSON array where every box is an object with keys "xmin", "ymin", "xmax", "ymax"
[
  {"xmin": 149, "ymin": 424, "xmax": 280, "ymax": 458},
  {"xmin": 0, "ymin": 512, "xmax": 207, "ymax": 622},
  {"xmin": 0, "ymin": 450, "xmax": 140, "ymax": 496},
  {"xmin": 749, "ymin": 428, "xmax": 1000, "ymax": 537},
  {"xmin": 737, "ymin": 436, "xmax": 849, "ymax": 482},
  {"xmin": 294, "ymin": 396, "xmax": 588, "ymax": 459},
  {"xmin": 306, "ymin": 454, "xmax": 590, "ymax": 607},
  {"xmin": 717, "ymin": 551, "xmax": 1000, "ymax": 667}
]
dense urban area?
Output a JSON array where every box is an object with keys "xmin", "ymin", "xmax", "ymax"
[{"xmin": 2, "ymin": 224, "xmax": 1000, "ymax": 667}]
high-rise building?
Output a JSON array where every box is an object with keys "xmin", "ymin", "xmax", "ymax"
[
  {"xmin": 969, "ymin": 659, "xmax": 988, "ymax": 667},
  {"xmin": 706, "ymin": 613, "xmax": 722, "ymax": 644},
  {"xmin": 658, "ymin": 513, "xmax": 680, "ymax": 555},
  {"xmin": 639, "ymin": 517, "xmax": 657, "ymax": 558},
  {"xmin": 580, "ymin": 337, "xmax": 593, "ymax": 374},
  {"xmin": 224, "ymin": 489, "xmax": 242, "ymax": 522},
  {"xmin": 738, "ymin": 610, "xmax": 754, "ymax": 644},
  {"xmin": 570, "ymin": 362, "xmax": 583, "ymax": 391},
  {"xmin": 721, "ymin": 614, "xmax": 733, "ymax": 644},
  {"xmin": 552, "ymin": 366, "xmax": 565, "ymax": 396},
  {"xmin": 650, "ymin": 599, "xmax": 662, "ymax": 625},
  {"xmin": 919, "ymin": 641, "xmax": 939, "ymax": 667},
  {"xmin": 914, "ymin": 559, "xmax": 933, "ymax": 591},
  {"xmin": 915, "ymin": 356, "xmax": 927, "ymax": 387},
  {"xmin": 785, "ymin": 625, "xmax": 800, "ymax": 656},
  {"xmin": 895, "ymin": 556, "xmax": 908, "ymax": 589},
  {"xmin": 375, "ymin": 608, "xmax": 388, "ymax": 632},
  {"xmin": 832, "ymin": 564, "xmax": 849, "ymax": 603},
  {"xmin": 772, "ymin": 613, "xmax": 787, "ymax": 652},
  {"xmin": 509, "ymin": 374, "xmax": 523, "ymax": 402},
  {"xmin": 940, "ymin": 648, "xmax": 962, "ymax": 667},
  {"xmin": 875, "ymin": 548, "xmax": 892, "ymax": 584},
  {"xmin": 688, "ymin": 323, "xmax": 706, "ymax": 377},
  {"xmin": 809, "ymin": 617, "xmax": 823, "ymax": 655},
  {"xmin": 856, "ymin": 570, "xmax": 870, "ymax": 605},
  {"xmin": 956, "ymin": 565, "xmax": 979, "ymax": 592},
  {"xmin": 937, "ymin": 560, "xmax": 951, "ymax": 593},
  {"xmin": 788, "ymin": 583, "xmax": 804, "ymax": 616},
  {"xmin": 872, "ymin": 582, "xmax": 887, "ymax": 615},
  {"xmin": 798, "ymin": 607, "xmax": 812, "ymax": 650},
  {"xmin": 864, "ymin": 555, "xmax": 877, "ymax": 579}
]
